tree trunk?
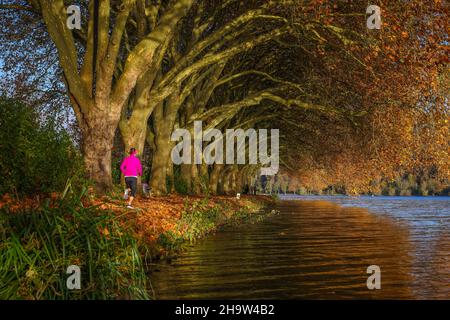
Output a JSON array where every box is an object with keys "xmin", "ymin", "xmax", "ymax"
[
  {"xmin": 149, "ymin": 100, "xmax": 178, "ymax": 195},
  {"xmin": 166, "ymin": 155, "xmax": 175, "ymax": 193},
  {"xmin": 222, "ymin": 168, "xmax": 232, "ymax": 195},
  {"xmin": 191, "ymin": 164, "xmax": 201, "ymax": 194},
  {"xmin": 209, "ymin": 164, "xmax": 223, "ymax": 195},
  {"xmin": 181, "ymin": 164, "xmax": 192, "ymax": 193},
  {"xmin": 200, "ymin": 162, "xmax": 209, "ymax": 194},
  {"xmin": 230, "ymin": 169, "xmax": 237, "ymax": 194},
  {"xmin": 120, "ymin": 108, "xmax": 149, "ymax": 156},
  {"xmin": 236, "ymin": 170, "xmax": 244, "ymax": 193},
  {"xmin": 81, "ymin": 118, "xmax": 115, "ymax": 193},
  {"xmin": 149, "ymin": 87, "xmax": 189, "ymax": 195},
  {"xmin": 149, "ymin": 130, "xmax": 172, "ymax": 195}
]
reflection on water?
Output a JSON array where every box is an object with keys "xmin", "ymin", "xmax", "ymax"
[{"xmin": 150, "ymin": 196, "xmax": 450, "ymax": 299}]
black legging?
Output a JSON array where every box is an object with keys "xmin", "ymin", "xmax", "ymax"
[{"xmin": 125, "ymin": 177, "xmax": 137, "ymax": 197}]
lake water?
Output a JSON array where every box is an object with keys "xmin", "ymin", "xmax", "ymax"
[{"xmin": 150, "ymin": 195, "xmax": 450, "ymax": 299}]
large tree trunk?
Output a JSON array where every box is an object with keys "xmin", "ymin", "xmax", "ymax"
[
  {"xmin": 81, "ymin": 116, "xmax": 116, "ymax": 192},
  {"xmin": 120, "ymin": 108, "xmax": 149, "ymax": 155},
  {"xmin": 149, "ymin": 99, "xmax": 178, "ymax": 195},
  {"xmin": 149, "ymin": 130, "xmax": 172, "ymax": 195}
]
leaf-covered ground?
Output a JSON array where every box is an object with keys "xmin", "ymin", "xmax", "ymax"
[{"xmin": 1, "ymin": 192, "xmax": 273, "ymax": 248}]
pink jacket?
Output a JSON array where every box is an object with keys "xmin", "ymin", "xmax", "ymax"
[{"xmin": 120, "ymin": 154, "xmax": 142, "ymax": 177}]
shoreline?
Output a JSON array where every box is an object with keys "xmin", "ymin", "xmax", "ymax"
[
  {"xmin": 121, "ymin": 195, "xmax": 277, "ymax": 261},
  {"xmin": 0, "ymin": 192, "xmax": 275, "ymax": 299},
  {"xmin": 106, "ymin": 193, "xmax": 278, "ymax": 299}
]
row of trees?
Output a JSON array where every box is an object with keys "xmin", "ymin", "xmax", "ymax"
[
  {"xmin": 261, "ymin": 171, "xmax": 450, "ymax": 196},
  {"xmin": 1, "ymin": 0, "xmax": 448, "ymax": 196}
]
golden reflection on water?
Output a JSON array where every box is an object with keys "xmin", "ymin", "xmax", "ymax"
[{"xmin": 150, "ymin": 200, "xmax": 445, "ymax": 299}]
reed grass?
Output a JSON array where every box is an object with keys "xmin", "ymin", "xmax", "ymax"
[{"xmin": 0, "ymin": 185, "xmax": 150, "ymax": 300}]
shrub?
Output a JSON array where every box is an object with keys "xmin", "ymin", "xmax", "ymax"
[{"xmin": 0, "ymin": 97, "xmax": 83, "ymax": 196}]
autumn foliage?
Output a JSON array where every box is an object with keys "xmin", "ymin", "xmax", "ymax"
[{"xmin": 0, "ymin": 1, "xmax": 448, "ymax": 195}]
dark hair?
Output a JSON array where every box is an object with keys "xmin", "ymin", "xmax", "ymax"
[{"xmin": 129, "ymin": 148, "xmax": 136, "ymax": 155}]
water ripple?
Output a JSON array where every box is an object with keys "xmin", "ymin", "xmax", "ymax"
[{"xmin": 151, "ymin": 196, "xmax": 450, "ymax": 299}]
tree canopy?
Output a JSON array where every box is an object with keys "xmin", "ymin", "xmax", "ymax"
[{"xmin": 1, "ymin": 0, "xmax": 448, "ymax": 195}]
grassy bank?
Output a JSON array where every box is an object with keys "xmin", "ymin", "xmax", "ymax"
[
  {"xmin": 0, "ymin": 188, "xmax": 149, "ymax": 300},
  {"xmin": 0, "ymin": 190, "xmax": 273, "ymax": 300},
  {"xmin": 152, "ymin": 196, "xmax": 276, "ymax": 257}
]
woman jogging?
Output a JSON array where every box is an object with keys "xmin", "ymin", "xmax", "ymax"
[{"xmin": 120, "ymin": 148, "xmax": 142, "ymax": 209}]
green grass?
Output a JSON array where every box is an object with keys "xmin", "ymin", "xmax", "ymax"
[{"xmin": 0, "ymin": 187, "xmax": 150, "ymax": 300}]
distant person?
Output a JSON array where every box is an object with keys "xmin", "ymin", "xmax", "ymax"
[{"xmin": 120, "ymin": 148, "xmax": 142, "ymax": 209}]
